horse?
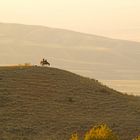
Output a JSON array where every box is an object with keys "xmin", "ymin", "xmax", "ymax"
[{"xmin": 40, "ymin": 59, "xmax": 50, "ymax": 66}]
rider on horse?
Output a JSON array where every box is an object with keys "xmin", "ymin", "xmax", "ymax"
[{"xmin": 40, "ymin": 58, "xmax": 50, "ymax": 66}]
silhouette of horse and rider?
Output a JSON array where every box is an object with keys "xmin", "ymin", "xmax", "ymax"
[{"xmin": 40, "ymin": 58, "xmax": 50, "ymax": 66}]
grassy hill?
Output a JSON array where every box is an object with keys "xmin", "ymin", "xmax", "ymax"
[
  {"xmin": 0, "ymin": 66, "xmax": 140, "ymax": 140},
  {"xmin": 0, "ymin": 22, "xmax": 140, "ymax": 79}
]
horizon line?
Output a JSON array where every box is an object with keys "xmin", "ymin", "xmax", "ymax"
[{"xmin": 0, "ymin": 21, "xmax": 140, "ymax": 44}]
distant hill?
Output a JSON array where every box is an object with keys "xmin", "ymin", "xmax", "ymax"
[
  {"xmin": 0, "ymin": 66, "xmax": 140, "ymax": 140},
  {"xmin": 0, "ymin": 22, "xmax": 140, "ymax": 79}
]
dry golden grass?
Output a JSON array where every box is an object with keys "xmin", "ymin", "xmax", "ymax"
[
  {"xmin": 70, "ymin": 124, "xmax": 118, "ymax": 140},
  {"xmin": 0, "ymin": 66, "xmax": 140, "ymax": 140},
  {"xmin": 70, "ymin": 133, "xmax": 79, "ymax": 140},
  {"xmin": 133, "ymin": 136, "xmax": 140, "ymax": 140}
]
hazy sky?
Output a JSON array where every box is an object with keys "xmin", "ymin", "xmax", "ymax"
[{"xmin": 0, "ymin": 0, "xmax": 140, "ymax": 41}]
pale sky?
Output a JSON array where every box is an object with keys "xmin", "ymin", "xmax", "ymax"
[{"xmin": 0, "ymin": 0, "xmax": 140, "ymax": 41}]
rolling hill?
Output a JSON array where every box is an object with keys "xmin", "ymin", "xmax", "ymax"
[
  {"xmin": 0, "ymin": 66, "xmax": 140, "ymax": 140},
  {"xmin": 0, "ymin": 22, "xmax": 140, "ymax": 80}
]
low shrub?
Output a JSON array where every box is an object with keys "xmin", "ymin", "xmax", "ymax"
[
  {"xmin": 70, "ymin": 124, "xmax": 118, "ymax": 140},
  {"xmin": 133, "ymin": 136, "xmax": 140, "ymax": 140},
  {"xmin": 70, "ymin": 124, "xmax": 140, "ymax": 140},
  {"xmin": 18, "ymin": 63, "xmax": 32, "ymax": 67},
  {"xmin": 70, "ymin": 133, "xmax": 79, "ymax": 140},
  {"xmin": 84, "ymin": 124, "xmax": 118, "ymax": 140}
]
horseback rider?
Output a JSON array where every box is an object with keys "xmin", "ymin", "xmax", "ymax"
[
  {"xmin": 40, "ymin": 58, "xmax": 50, "ymax": 66},
  {"xmin": 43, "ymin": 58, "xmax": 45, "ymax": 62},
  {"xmin": 43, "ymin": 58, "xmax": 48, "ymax": 63}
]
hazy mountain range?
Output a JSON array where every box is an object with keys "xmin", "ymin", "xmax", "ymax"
[{"xmin": 0, "ymin": 22, "xmax": 140, "ymax": 80}]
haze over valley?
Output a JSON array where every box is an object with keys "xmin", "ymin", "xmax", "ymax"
[
  {"xmin": 0, "ymin": 23, "xmax": 140, "ymax": 80},
  {"xmin": 0, "ymin": 23, "xmax": 140, "ymax": 95}
]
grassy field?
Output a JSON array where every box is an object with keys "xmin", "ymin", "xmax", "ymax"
[{"xmin": 0, "ymin": 66, "xmax": 140, "ymax": 140}]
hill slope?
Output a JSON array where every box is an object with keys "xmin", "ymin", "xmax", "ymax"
[
  {"xmin": 0, "ymin": 22, "xmax": 140, "ymax": 79},
  {"xmin": 0, "ymin": 66, "xmax": 140, "ymax": 140}
]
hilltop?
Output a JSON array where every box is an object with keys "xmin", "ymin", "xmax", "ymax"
[
  {"xmin": 0, "ymin": 22, "xmax": 140, "ymax": 79},
  {"xmin": 0, "ymin": 66, "xmax": 140, "ymax": 140}
]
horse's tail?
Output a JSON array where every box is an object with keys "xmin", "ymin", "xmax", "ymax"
[{"xmin": 48, "ymin": 62, "xmax": 50, "ymax": 66}]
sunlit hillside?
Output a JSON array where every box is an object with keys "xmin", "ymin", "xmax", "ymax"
[{"xmin": 0, "ymin": 66, "xmax": 140, "ymax": 140}]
